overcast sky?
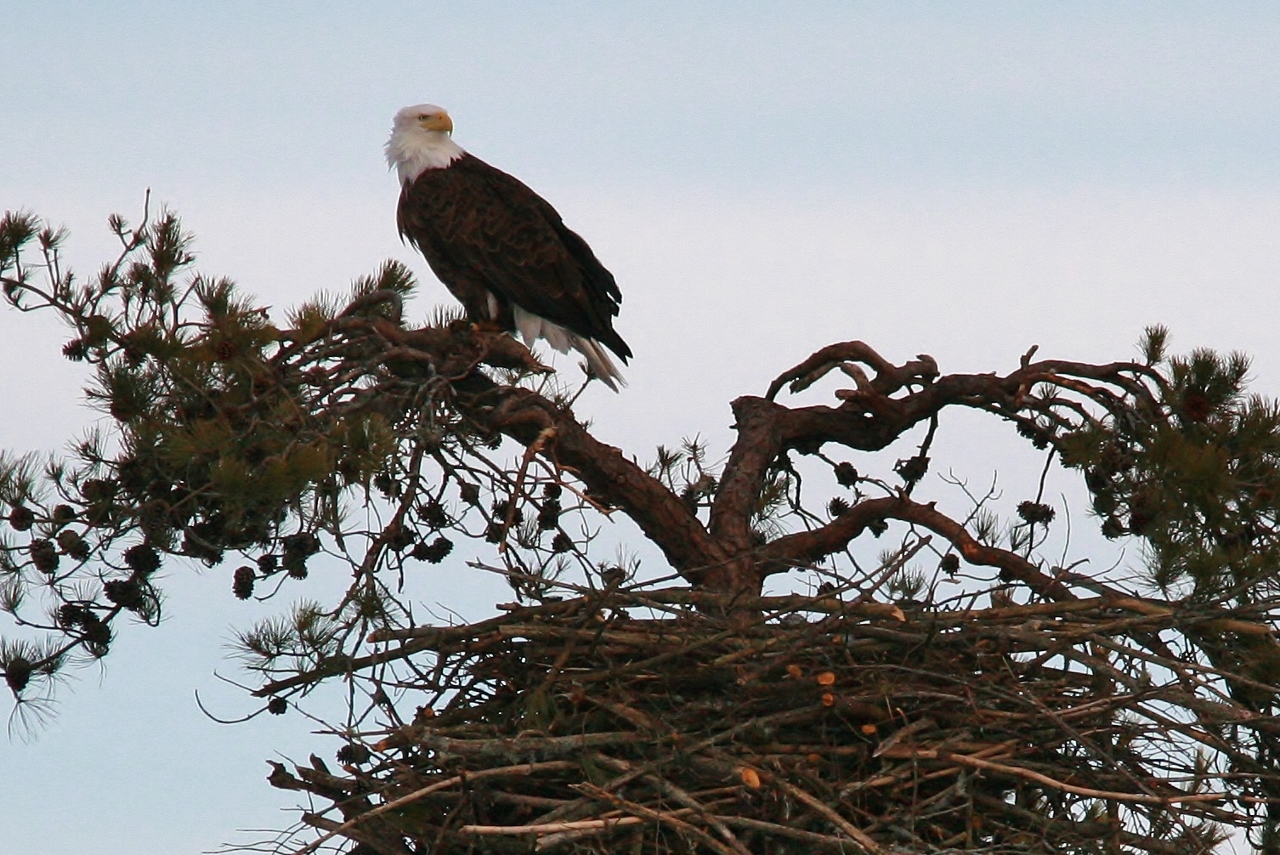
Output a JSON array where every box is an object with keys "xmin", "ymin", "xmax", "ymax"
[{"xmin": 3, "ymin": 4, "xmax": 1280, "ymax": 853}]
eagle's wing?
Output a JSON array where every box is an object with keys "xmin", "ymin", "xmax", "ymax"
[{"xmin": 398, "ymin": 154, "xmax": 630, "ymax": 361}]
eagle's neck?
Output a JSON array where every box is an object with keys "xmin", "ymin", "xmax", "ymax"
[{"xmin": 385, "ymin": 129, "xmax": 465, "ymax": 184}]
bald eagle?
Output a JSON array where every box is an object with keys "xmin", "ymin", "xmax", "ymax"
[{"xmin": 386, "ymin": 104, "xmax": 631, "ymax": 390}]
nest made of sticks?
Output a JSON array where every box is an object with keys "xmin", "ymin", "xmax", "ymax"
[{"xmin": 269, "ymin": 585, "xmax": 1280, "ymax": 855}]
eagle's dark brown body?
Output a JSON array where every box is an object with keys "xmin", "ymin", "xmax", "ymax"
[{"xmin": 396, "ymin": 154, "xmax": 632, "ymax": 366}]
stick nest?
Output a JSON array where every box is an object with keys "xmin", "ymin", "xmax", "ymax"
[{"xmin": 269, "ymin": 585, "xmax": 1280, "ymax": 855}]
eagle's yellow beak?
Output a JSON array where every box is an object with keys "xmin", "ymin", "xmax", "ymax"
[{"xmin": 419, "ymin": 112, "xmax": 453, "ymax": 134}]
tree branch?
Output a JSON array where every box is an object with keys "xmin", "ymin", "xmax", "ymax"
[
  {"xmin": 460, "ymin": 383, "xmax": 732, "ymax": 581},
  {"xmin": 761, "ymin": 495, "xmax": 1075, "ymax": 601}
]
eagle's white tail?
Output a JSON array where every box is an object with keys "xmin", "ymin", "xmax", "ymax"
[
  {"xmin": 512, "ymin": 305, "xmax": 626, "ymax": 391},
  {"xmin": 569, "ymin": 334, "xmax": 626, "ymax": 391}
]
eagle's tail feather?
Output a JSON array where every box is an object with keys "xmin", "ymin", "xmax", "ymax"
[
  {"xmin": 569, "ymin": 334, "xmax": 627, "ymax": 391},
  {"xmin": 511, "ymin": 305, "xmax": 627, "ymax": 391}
]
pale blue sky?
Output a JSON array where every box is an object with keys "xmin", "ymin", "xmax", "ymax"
[
  {"xmin": 3, "ymin": 4, "xmax": 1280, "ymax": 853},
  {"xmin": 9, "ymin": 3, "xmax": 1280, "ymax": 192}
]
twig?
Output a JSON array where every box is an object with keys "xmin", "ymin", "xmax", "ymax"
[{"xmin": 288, "ymin": 760, "xmax": 577, "ymax": 855}]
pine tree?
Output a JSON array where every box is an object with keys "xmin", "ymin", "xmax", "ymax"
[{"xmin": 4, "ymin": 205, "xmax": 1280, "ymax": 853}]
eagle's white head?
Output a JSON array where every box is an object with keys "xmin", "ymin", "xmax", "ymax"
[{"xmin": 385, "ymin": 103, "xmax": 465, "ymax": 185}]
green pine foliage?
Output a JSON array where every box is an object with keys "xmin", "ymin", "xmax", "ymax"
[
  {"xmin": 1054, "ymin": 326, "xmax": 1280, "ymax": 599},
  {"xmin": 0, "ymin": 206, "xmax": 606, "ymax": 713}
]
